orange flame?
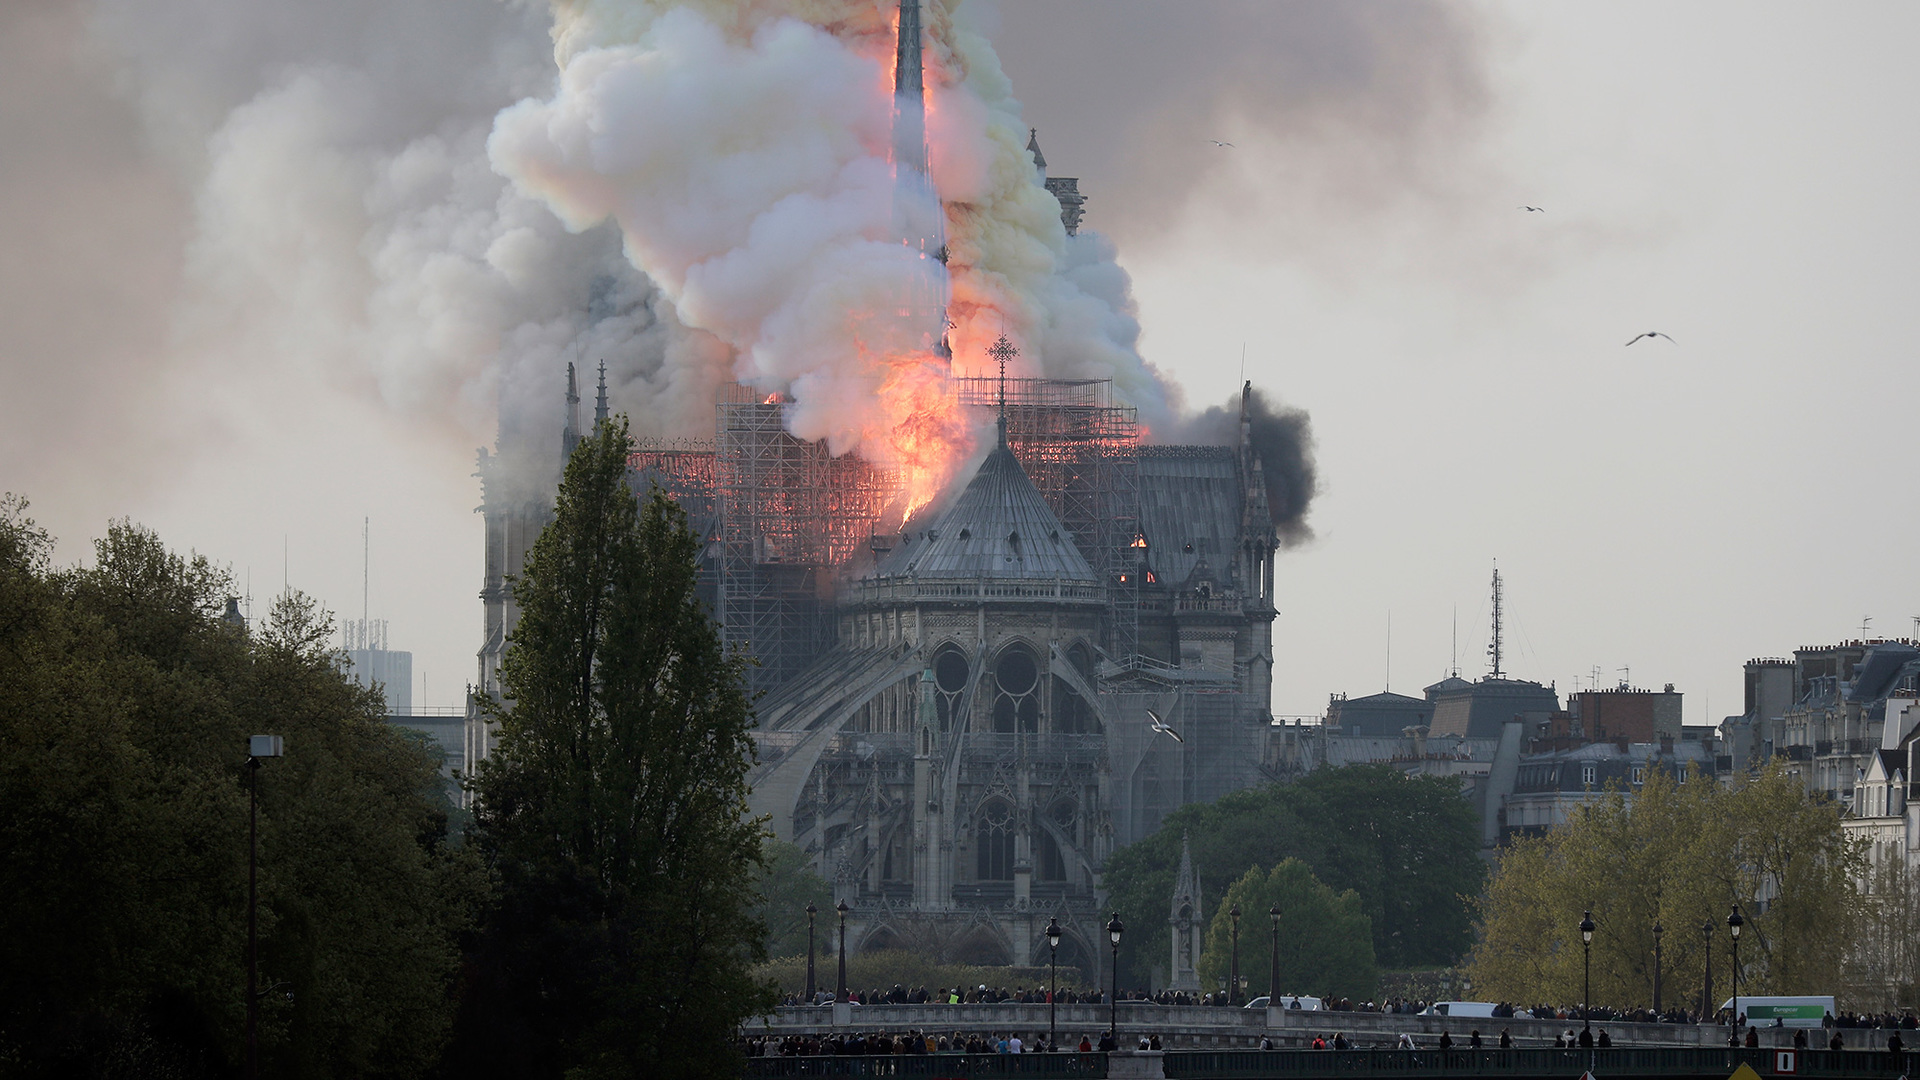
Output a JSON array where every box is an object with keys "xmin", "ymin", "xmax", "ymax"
[{"xmin": 872, "ymin": 351, "xmax": 971, "ymax": 524}]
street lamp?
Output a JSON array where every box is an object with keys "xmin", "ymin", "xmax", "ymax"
[
  {"xmin": 245, "ymin": 734, "xmax": 283, "ymax": 1080},
  {"xmin": 1579, "ymin": 910, "xmax": 1596, "ymax": 1043},
  {"xmin": 1727, "ymin": 905, "xmax": 1744, "ymax": 1033},
  {"xmin": 836, "ymin": 900, "xmax": 849, "ymax": 1004},
  {"xmin": 1268, "ymin": 905, "xmax": 1281, "ymax": 1004},
  {"xmin": 1107, "ymin": 912, "xmax": 1124, "ymax": 1044},
  {"xmin": 1700, "ymin": 921, "xmax": 1714, "ymax": 1022},
  {"xmin": 804, "ymin": 902, "xmax": 817, "ymax": 1004},
  {"xmin": 1652, "ymin": 922, "xmax": 1664, "ymax": 1015},
  {"xmin": 1229, "ymin": 905, "xmax": 1242, "ymax": 1006},
  {"xmin": 1046, "ymin": 917, "xmax": 1063, "ymax": 1050}
]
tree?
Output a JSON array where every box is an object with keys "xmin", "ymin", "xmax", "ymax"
[
  {"xmin": 1467, "ymin": 763, "xmax": 1863, "ymax": 1010},
  {"xmin": 457, "ymin": 420, "xmax": 773, "ymax": 1080},
  {"xmin": 1199, "ymin": 860, "xmax": 1377, "ymax": 1001},
  {"xmin": 756, "ymin": 839, "xmax": 833, "ymax": 960},
  {"xmin": 1101, "ymin": 765, "xmax": 1483, "ymax": 985},
  {"xmin": 0, "ymin": 497, "xmax": 478, "ymax": 1078}
]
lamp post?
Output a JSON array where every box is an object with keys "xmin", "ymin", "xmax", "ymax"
[
  {"xmin": 1229, "ymin": 905, "xmax": 1242, "ymax": 1006},
  {"xmin": 1046, "ymin": 917, "xmax": 1063, "ymax": 1050},
  {"xmin": 1727, "ymin": 905, "xmax": 1744, "ymax": 1033},
  {"xmin": 1700, "ymin": 921, "xmax": 1713, "ymax": 1022},
  {"xmin": 1579, "ymin": 910, "xmax": 1596, "ymax": 1044},
  {"xmin": 835, "ymin": 900, "xmax": 849, "ymax": 1004},
  {"xmin": 1106, "ymin": 912, "xmax": 1124, "ymax": 1044},
  {"xmin": 1652, "ymin": 921, "xmax": 1664, "ymax": 1015},
  {"xmin": 804, "ymin": 902, "xmax": 817, "ymax": 1004},
  {"xmin": 245, "ymin": 734, "xmax": 283, "ymax": 1080},
  {"xmin": 1268, "ymin": 905, "xmax": 1281, "ymax": 1004}
]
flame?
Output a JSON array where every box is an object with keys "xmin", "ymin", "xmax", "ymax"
[{"xmin": 873, "ymin": 350, "xmax": 971, "ymax": 524}]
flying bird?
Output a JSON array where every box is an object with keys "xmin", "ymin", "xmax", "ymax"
[
  {"xmin": 1209, "ymin": 140, "xmax": 1235, "ymax": 148},
  {"xmin": 1146, "ymin": 708, "xmax": 1183, "ymax": 744},
  {"xmin": 1625, "ymin": 331, "xmax": 1676, "ymax": 346},
  {"xmin": 1519, "ymin": 205, "xmax": 1545, "ymax": 212}
]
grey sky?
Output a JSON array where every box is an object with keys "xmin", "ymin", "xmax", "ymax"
[{"xmin": 2, "ymin": 1, "xmax": 1915, "ymax": 721}]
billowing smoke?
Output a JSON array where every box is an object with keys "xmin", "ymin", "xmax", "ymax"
[
  {"xmin": 487, "ymin": 0, "xmax": 1183, "ymax": 504},
  {"xmin": 1172, "ymin": 388, "xmax": 1318, "ymax": 546}
]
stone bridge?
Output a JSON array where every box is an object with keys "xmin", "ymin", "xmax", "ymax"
[{"xmin": 744, "ymin": 1003, "xmax": 1896, "ymax": 1052}]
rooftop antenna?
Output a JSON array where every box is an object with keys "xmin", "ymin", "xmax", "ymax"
[
  {"xmin": 1860, "ymin": 615, "xmax": 1873, "ymax": 640},
  {"xmin": 1450, "ymin": 605, "xmax": 1459, "ymax": 678},
  {"xmin": 1487, "ymin": 562, "xmax": 1504, "ymax": 679},
  {"xmin": 1617, "ymin": 665, "xmax": 1630, "ymax": 690},
  {"xmin": 1385, "ymin": 609, "xmax": 1392, "ymax": 693},
  {"xmin": 362, "ymin": 517, "xmax": 370, "ymax": 630},
  {"xmin": 1590, "ymin": 665, "xmax": 1602, "ymax": 693}
]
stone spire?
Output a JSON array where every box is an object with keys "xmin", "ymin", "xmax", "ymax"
[
  {"xmin": 594, "ymin": 360, "xmax": 609, "ymax": 426},
  {"xmin": 1169, "ymin": 831, "xmax": 1203, "ymax": 991},
  {"xmin": 562, "ymin": 362, "xmax": 581, "ymax": 460},
  {"xmin": 1027, "ymin": 127, "xmax": 1048, "ymax": 180}
]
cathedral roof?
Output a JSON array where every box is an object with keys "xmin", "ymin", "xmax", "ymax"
[{"xmin": 869, "ymin": 423, "xmax": 1096, "ymax": 583}]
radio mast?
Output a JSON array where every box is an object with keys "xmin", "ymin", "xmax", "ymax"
[{"xmin": 1487, "ymin": 563, "xmax": 1504, "ymax": 679}]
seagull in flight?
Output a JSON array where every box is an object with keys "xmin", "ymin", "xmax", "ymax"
[
  {"xmin": 1208, "ymin": 140, "xmax": 1235, "ymax": 148},
  {"xmin": 1625, "ymin": 331, "xmax": 1676, "ymax": 346},
  {"xmin": 1146, "ymin": 707, "xmax": 1184, "ymax": 744},
  {"xmin": 1519, "ymin": 205, "xmax": 1545, "ymax": 213}
]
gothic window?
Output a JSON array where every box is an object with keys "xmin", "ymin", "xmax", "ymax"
[
  {"xmin": 1067, "ymin": 641, "xmax": 1095, "ymax": 681},
  {"xmin": 933, "ymin": 645, "xmax": 970, "ymax": 730},
  {"xmin": 975, "ymin": 799, "xmax": 1015, "ymax": 881},
  {"xmin": 990, "ymin": 644, "xmax": 1041, "ymax": 733}
]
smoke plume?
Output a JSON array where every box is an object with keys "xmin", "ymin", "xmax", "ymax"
[{"xmin": 1172, "ymin": 387, "xmax": 1318, "ymax": 546}]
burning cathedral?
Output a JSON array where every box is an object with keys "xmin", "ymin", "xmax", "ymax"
[{"xmin": 467, "ymin": 0, "xmax": 1302, "ymax": 982}]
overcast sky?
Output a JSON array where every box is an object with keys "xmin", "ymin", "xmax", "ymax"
[{"xmin": 4, "ymin": 1, "xmax": 1916, "ymax": 721}]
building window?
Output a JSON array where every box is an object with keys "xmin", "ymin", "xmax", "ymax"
[
  {"xmin": 990, "ymin": 645, "xmax": 1041, "ymax": 733},
  {"xmin": 932, "ymin": 646, "xmax": 970, "ymax": 730},
  {"xmin": 975, "ymin": 800, "xmax": 1015, "ymax": 881},
  {"xmin": 1582, "ymin": 764, "xmax": 1596, "ymax": 788},
  {"xmin": 1632, "ymin": 765, "xmax": 1646, "ymax": 786}
]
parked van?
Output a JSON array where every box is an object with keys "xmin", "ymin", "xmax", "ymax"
[
  {"xmin": 1718, "ymin": 996, "xmax": 1834, "ymax": 1029},
  {"xmin": 1422, "ymin": 1002, "xmax": 1502, "ymax": 1018}
]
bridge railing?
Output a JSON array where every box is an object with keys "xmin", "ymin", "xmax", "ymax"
[
  {"xmin": 1162, "ymin": 1047, "xmax": 1920, "ymax": 1078},
  {"xmin": 743, "ymin": 1053, "xmax": 1107, "ymax": 1078}
]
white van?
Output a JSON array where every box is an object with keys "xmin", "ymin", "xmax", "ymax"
[
  {"xmin": 1422, "ymin": 1002, "xmax": 1502, "ymax": 1018},
  {"xmin": 1246, "ymin": 995, "xmax": 1324, "ymax": 1011},
  {"xmin": 1719, "ymin": 996, "xmax": 1834, "ymax": 1029}
]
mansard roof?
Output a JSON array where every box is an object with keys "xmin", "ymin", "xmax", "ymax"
[{"xmin": 869, "ymin": 424, "xmax": 1096, "ymax": 583}]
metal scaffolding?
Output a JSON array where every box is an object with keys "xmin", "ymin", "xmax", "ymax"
[
  {"xmin": 953, "ymin": 376, "xmax": 1141, "ymax": 660},
  {"xmin": 629, "ymin": 377, "xmax": 1142, "ymax": 694}
]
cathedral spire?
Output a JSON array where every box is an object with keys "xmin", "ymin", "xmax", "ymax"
[
  {"xmin": 562, "ymin": 362, "xmax": 581, "ymax": 460},
  {"xmin": 1027, "ymin": 127, "xmax": 1047, "ymax": 180},
  {"xmin": 892, "ymin": 0, "xmax": 928, "ymax": 177},
  {"xmin": 594, "ymin": 360, "xmax": 609, "ymax": 426},
  {"xmin": 987, "ymin": 332, "xmax": 1018, "ymax": 447}
]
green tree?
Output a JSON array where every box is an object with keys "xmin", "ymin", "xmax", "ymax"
[
  {"xmin": 1102, "ymin": 764, "xmax": 1483, "ymax": 984},
  {"xmin": 1199, "ymin": 859, "xmax": 1377, "ymax": 1001},
  {"xmin": 757, "ymin": 839, "xmax": 833, "ymax": 960},
  {"xmin": 1467, "ymin": 763, "xmax": 1863, "ymax": 1010},
  {"xmin": 457, "ymin": 420, "xmax": 773, "ymax": 1080},
  {"xmin": 0, "ymin": 497, "xmax": 478, "ymax": 1078}
]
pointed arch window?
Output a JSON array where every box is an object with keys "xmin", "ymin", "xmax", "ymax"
[{"xmin": 975, "ymin": 799, "xmax": 1015, "ymax": 881}]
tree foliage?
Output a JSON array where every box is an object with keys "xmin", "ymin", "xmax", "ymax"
[
  {"xmin": 0, "ymin": 495, "xmax": 478, "ymax": 1078},
  {"xmin": 757, "ymin": 839, "xmax": 834, "ymax": 961},
  {"xmin": 1467, "ymin": 763, "xmax": 1864, "ymax": 1010},
  {"xmin": 456, "ymin": 420, "xmax": 773, "ymax": 1080},
  {"xmin": 1102, "ymin": 765, "xmax": 1483, "ymax": 985},
  {"xmin": 1199, "ymin": 859, "xmax": 1377, "ymax": 1000}
]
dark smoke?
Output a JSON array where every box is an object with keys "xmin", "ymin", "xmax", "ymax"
[{"xmin": 1173, "ymin": 387, "xmax": 1317, "ymax": 546}]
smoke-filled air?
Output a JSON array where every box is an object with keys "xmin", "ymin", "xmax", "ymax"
[{"xmin": 487, "ymin": 0, "xmax": 1302, "ymax": 522}]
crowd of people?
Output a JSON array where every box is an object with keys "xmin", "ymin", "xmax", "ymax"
[{"xmin": 743, "ymin": 1031, "xmax": 1141, "ymax": 1056}]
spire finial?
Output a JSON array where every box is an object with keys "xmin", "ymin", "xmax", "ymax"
[{"xmin": 987, "ymin": 332, "xmax": 1018, "ymax": 445}]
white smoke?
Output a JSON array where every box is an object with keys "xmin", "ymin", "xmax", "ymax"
[{"xmin": 490, "ymin": 0, "xmax": 1181, "ymax": 460}]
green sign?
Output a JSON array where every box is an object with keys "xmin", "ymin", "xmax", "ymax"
[{"xmin": 1746, "ymin": 1004, "xmax": 1825, "ymax": 1021}]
